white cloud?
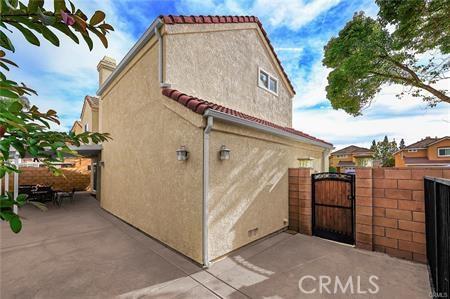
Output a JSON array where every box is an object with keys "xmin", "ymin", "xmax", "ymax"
[
  {"xmin": 177, "ymin": 0, "xmax": 342, "ymax": 31},
  {"xmin": 252, "ymin": 0, "xmax": 342, "ymax": 30},
  {"xmin": 293, "ymin": 83, "xmax": 450, "ymax": 149},
  {"xmin": 293, "ymin": 61, "xmax": 331, "ymax": 109}
]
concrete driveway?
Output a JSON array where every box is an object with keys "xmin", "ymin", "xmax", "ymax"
[{"xmin": 1, "ymin": 193, "xmax": 430, "ymax": 298}]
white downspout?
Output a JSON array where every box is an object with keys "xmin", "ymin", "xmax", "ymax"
[
  {"xmin": 154, "ymin": 20, "xmax": 170, "ymax": 88},
  {"xmin": 203, "ymin": 116, "xmax": 213, "ymax": 267},
  {"xmin": 322, "ymin": 148, "xmax": 331, "ymax": 172}
]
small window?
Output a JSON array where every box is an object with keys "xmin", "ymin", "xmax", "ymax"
[
  {"xmin": 258, "ymin": 68, "xmax": 278, "ymax": 95},
  {"xmin": 407, "ymin": 149, "xmax": 417, "ymax": 152},
  {"xmin": 438, "ymin": 147, "xmax": 450, "ymax": 157},
  {"xmin": 84, "ymin": 123, "xmax": 89, "ymax": 132},
  {"xmin": 269, "ymin": 77, "xmax": 278, "ymax": 93},
  {"xmin": 259, "ymin": 71, "xmax": 269, "ymax": 89}
]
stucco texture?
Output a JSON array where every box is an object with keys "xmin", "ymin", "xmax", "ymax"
[
  {"xmin": 99, "ymin": 37, "xmax": 204, "ymax": 263},
  {"xmin": 164, "ymin": 23, "xmax": 293, "ymax": 127},
  {"xmin": 208, "ymin": 120, "xmax": 324, "ymax": 260}
]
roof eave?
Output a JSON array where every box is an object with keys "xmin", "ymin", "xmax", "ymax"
[{"xmin": 203, "ymin": 109, "xmax": 333, "ymax": 149}]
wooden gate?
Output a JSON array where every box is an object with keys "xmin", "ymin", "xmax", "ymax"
[{"xmin": 312, "ymin": 172, "xmax": 355, "ymax": 244}]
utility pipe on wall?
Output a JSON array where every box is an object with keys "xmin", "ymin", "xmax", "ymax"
[
  {"xmin": 202, "ymin": 116, "xmax": 213, "ymax": 268},
  {"xmin": 154, "ymin": 20, "xmax": 170, "ymax": 88}
]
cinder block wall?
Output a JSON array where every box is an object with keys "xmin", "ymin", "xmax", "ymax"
[
  {"xmin": 288, "ymin": 168, "xmax": 313, "ymax": 235},
  {"xmin": 289, "ymin": 167, "xmax": 450, "ymax": 264},
  {"xmin": 4, "ymin": 167, "xmax": 91, "ymax": 192},
  {"xmin": 356, "ymin": 168, "xmax": 449, "ymax": 263}
]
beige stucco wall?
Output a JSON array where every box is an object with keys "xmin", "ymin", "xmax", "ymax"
[
  {"xmin": 80, "ymin": 103, "xmax": 99, "ymax": 134},
  {"xmin": 208, "ymin": 120, "xmax": 325, "ymax": 260},
  {"xmin": 428, "ymin": 139, "xmax": 450, "ymax": 160},
  {"xmin": 99, "ymin": 36, "xmax": 205, "ymax": 263},
  {"xmin": 164, "ymin": 23, "xmax": 294, "ymax": 127}
]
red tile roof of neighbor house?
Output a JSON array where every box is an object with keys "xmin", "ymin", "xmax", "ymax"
[
  {"xmin": 403, "ymin": 136, "xmax": 449, "ymax": 149},
  {"xmin": 404, "ymin": 157, "xmax": 450, "ymax": 165},
  {"xmin": 160, "ymin": 15, "xmax": 296, "ymax": 94},
  {"xmin": 162, "ymin": 88, "xmax": 332, "ymax": 146},
  {"xmin": 331, "ymin": 145, "xmax": 373, "ymax": 156},
  {"xmin": 85, "ymin": 95, "xmax": 99, "ymax": 108}
]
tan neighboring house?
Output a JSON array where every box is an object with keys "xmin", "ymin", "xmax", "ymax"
[
  {"xmin": 70, "ymin": 95, "xmax": 100, "ymax": 135},
  {"xmin": 69, "ymin": 95, "xmax": 101, "ymax": 192},
  {"xmin": 329, "ymin": 145, "xmax": 374, "ymax": 173},
  {"xmin": 394, "ymin": 136, "xmax": 450, "ymax": 167},
  {"xmin": 95, "ymin": 15, "xmax": 333, "ymax": 266},
  {"xmin": 70, "ymin": 120, "xmax": 83, "ymax": 135}
]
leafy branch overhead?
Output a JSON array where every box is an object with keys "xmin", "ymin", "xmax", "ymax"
[
  {"xmin": 323, "ymin": 0, "xmax": 449, "ymax": 116},
  {"xmin": 0, "ymin": 0, "xmax": 114, "ymax": 51}
]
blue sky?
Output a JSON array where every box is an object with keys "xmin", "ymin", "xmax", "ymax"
[{"xmin": 8, "ymin": 0, "xmax": 449, "ymax": 149}]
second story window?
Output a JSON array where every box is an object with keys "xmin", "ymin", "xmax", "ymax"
[
  {"xmin": 407, "ymin": 149, "xmax": 418, "ymax": 152},
  {"xmin": 258, "ymin": 68, "xmax": 278, "ymax": 95},
  {"xmin": 84, "ymin": 123, "xmax": 89, "ymax": 132},
  {"xmin": 438, "ymin": 147, "xmax": 450, "ymax": 157}
]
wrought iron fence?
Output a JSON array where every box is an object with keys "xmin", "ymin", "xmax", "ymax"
[{"xmin": 424, "ymin": 177, "xmax": 449, "ymax": 298}]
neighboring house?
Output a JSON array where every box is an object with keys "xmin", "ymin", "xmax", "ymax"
[
  {"xmin": 95, "ymin": 15, "xmax": 333, "ymax": 266},
  {"xmin": 70, "ymin": 95, "xmax": 100, "ymax": 135},
  {"xmin": 394, "ymin": 136, "xmax": 450, "ymax": 167},
  {"xmin": 69, "ymin": 95, "xmax": 101, "ymax": 193},
  {"xmin": 70, "ymin": 120, "xmax": 83, "ymax": 135},
  {"xmin": 329, "ymin": 145, "xmax": 374, "ymax": 173}
]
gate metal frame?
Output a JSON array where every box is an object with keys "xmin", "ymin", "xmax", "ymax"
[{"xmin": 311, "ymin": 172, "xmax": 355, "ymax": 245}]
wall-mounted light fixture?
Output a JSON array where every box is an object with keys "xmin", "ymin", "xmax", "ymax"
[
  {"xmin": 176, "ymin": 146, "xmax": 189, "ymax": 161},
  {"xmin": 297, "ymin": 157, "xmax": 314, "ymax": 168},
  {"xmin": 99, "ymin": 161, "xmax": 105, "ymax": 167},
  {"xmin": 219, "ymin": 145, "xmax": 231, "ymax": 160}
]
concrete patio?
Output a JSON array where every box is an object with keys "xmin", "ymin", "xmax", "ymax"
[{"xmin": 1, "ymin": 193, "xmax": 430, "ymax": 298}]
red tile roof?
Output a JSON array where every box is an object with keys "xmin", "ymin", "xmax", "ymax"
[
  {"xmin": 85, "ymin": 95, "xmax": 99, "ymax": 108},
  {"xmin": 404, "ymin": 157, "xmax": 450, "ymax": 165},
  {"xmin": 162, "ymin": 88, "xmax": 332, "ymax": 146},
  {"xmin": 160, "ymin": 15, "xmax": 295, "ymax": 94}
]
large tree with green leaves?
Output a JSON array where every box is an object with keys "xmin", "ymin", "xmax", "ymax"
[
  {"xmin": 372, "ymin": 136, "xmax": 398, "ymax": 167},
  {"xmin": 0, "ymin": 0, "xmax": 114, "ymax": 233},
  {"xmin": 323, "ymin": 0, "xmax": 449, "ymax": 115}
]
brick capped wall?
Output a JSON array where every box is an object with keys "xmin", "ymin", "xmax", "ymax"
[
  {"xmin": 288, "ymin": 168, "xmax": 313, "ymax": 235},
  {"xmin": 4, "ymin": 167, "xmax": 91, "ymax": 192},
  {"xmin": 289, "ymin": 167, "xmax": 449, "ymax": 264},
  {"xmin": 355, "ymin": 167, "xmax": 450, "ymax": 263}
]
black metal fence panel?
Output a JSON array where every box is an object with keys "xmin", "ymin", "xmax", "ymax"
[{"xmin": 424, "ymin": 177, "xmax": 450, "ymax": 298}]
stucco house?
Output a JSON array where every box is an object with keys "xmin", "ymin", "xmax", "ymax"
[
  {"xmin": 69, "ymin": 95, "xmax": 102, "ymax": 192},
  {"xmin": 70, "ymin": 95, "xmax": 100, "ymax": 135},
  {"xmin": 95, "ymin": 15, "xmax": 333, "ymax": 266},
  {"xmin": 329, "ymin": 145, "xmax": 374, "ymax": 173},
  {"xmin": 394, "ymin": 136, "xmax": 450, "ymax": 167}
]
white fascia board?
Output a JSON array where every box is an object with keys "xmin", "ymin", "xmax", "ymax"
[{"xmin": 203, "ymin": 109, "xmax": 333, "ymax": 149}]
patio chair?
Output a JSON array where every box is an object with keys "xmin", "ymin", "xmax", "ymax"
[{"xmin": 55, "ymin": 188, "xmax": 76, "ymax": 206}]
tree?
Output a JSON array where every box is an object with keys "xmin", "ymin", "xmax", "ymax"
[
  {"xmin": 370, "ymin": 139, "xmax": 376, "ymax": 151},
  {"xmin": 0, "ymin": 0, "xmax": 114, "ymax": 233},
  {"xmin": 399, "ymin": 138, "xmax": 406, "ymax": 149},
  {"xmin": 323, "ymin": 0, "xmax": 449, "ymax": 115},
  {"xmin": 372, "ymin": 136, "xmax": 398, "ymax": 167}
]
